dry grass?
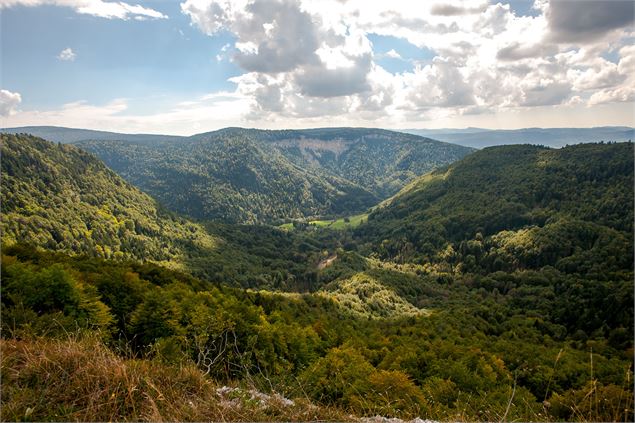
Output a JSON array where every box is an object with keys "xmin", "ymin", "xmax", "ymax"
[{"xmin": 0, "ymin": 335, "xmax": 351, "ymax": 422}]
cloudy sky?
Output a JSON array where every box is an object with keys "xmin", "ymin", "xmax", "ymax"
[{"xmin": 1, "ymin": 0, "xmax": 634, "ymax": 134}]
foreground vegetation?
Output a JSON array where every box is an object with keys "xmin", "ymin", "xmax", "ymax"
[
  {"xmin": 1, "ymin": 335, "xmax": 349, "ymax": 422},
  {"xmin": 2, "ymin": 246, "xmax": 632, "ymax": 421},
  {"xmin": 1, "ymin": 134, "xmax": 633, "ymax": 421}
]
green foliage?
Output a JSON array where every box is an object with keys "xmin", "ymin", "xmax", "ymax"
[
  {"xmin": 0, "ymin": 134, "xmax": 354, "ymax": 291},
  {"xmin": 75, "ymin": 135, "xmax": 379, "ymax": 224},
  {"xmin": 265, "ymin": 127, "xmax": 473, "ymax": 198},
  {"xmin": 76, "ymin": 128, "xmax": 471, "ymax": 223},
  {"xmin": 1, "ymin": 257, "xmax": 113, "ymax": 336},
  {"xmin": 2, "ymin": 246, "xmax": 633, "ymax": 421},
  {"xmin": 1, "ymin": 135, "xmax": 633, "ymax": 421},
  {"xmin": 353, "ymin": 369, "xmax": 426, "ymax": 418},
  {"xmin": 359, "ymin": 143, "xmax": 634, "ymax": 268},
  {"xmin": 301, "ymin": 346, "xmax": 373, "ymax": 398},
  {"xmin": 319, "ymin": 272, "xmax": 425, "ymax": 319},
  {"xmin": 1, "ymin": 133, "xmax": 217, "ymax": 266}
]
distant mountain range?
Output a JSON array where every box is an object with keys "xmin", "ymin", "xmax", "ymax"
[
  {"xmin": 401, "ymin": 126, "xmax": 634, "ymax": 148},
  {"xmin": 1, "ymin": 126, "xmax": 472, "ymax": 224},
  {"xmin": 4, "ymin": 124, "xmax": 632, "ymax": 225},
  {"xmin": 0, "ymin": 126, "xmax": 183, "ymax": 144},
  {"xmin": 4, "ymin": 125, "xmax": 632, "ymax": 150}
]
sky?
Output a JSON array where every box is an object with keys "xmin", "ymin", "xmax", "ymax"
[{"xmin": 0, "ymin": 0, "xmax": 634, "ymax": 135}]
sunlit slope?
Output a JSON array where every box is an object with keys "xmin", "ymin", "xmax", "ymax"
[
  {"xmin": 1, "ymin": 133, "xmax": 216, "ymax": 267},
  {"xmin": 358, "ymin": 142, "xmax": 634, "ymax": 272}
]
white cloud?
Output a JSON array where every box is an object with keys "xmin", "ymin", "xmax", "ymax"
[
  {"xmin": 57, "ymin": 47, "xmax": 76, "ymax": 61},
  {"xmin": 546, "ymin": 0, "xmax": 634, "ymax": 43},
  {"xmin": 0, "ymin": 89, "xmax": 22, "ymax": 117},
  {"xmin": 5, "ymin": 0, "xmax": 634, "ymax": 131},
  {"xmin": 183, "ymin": 0, "xmax": 321, "ymax": 73},
  {"xmin": 0, "ymin": 0, "xmax": 167, "ymax": 20},
  {"xmin": 1, "ymin": 93, "xmax": 256, "ymax": 134},
  {"xmin": 588, "ymin": 44, "xmax": 635, "ymax": 106},
  {"xmin": 176, "ymin": 0, "xmax": 635, "ymax": 125},
  {"xmin": 403, "ymin": 58, "xmax": 476, "ymax": 108},
  {"xmin": 384, "ymin": 49, "xmax": 402, "ymax": 59},
  {"xmin": 430, "ymin": 1, "xmax": 488, "ymax": 17}
]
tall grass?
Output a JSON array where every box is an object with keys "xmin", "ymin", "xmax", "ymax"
[
  {"xmin": 1, "ymin": 334, "xmax": 631, "ymax": 422},
  {"xmin": 0, "ymin": 335, "xmax": 350, "ymax": 422}
]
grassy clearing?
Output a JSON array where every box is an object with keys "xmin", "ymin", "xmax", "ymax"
[
  {"xmin": 278, "ymin": 213, "xmax": 368, "ymax": 231},
  {"xmin": 310, "ymin": 213, "xmax": 368, "ymax": 230}
]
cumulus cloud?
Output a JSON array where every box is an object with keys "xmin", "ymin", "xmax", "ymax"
[
  {"xmin": 295, "ymin": 57, "xmax": 371, "ymax": 97},
  {"xmin": 384, "ymin": 49, "xmax": 402, "ymax": 59},
  {"xmin": 520, "ymin": 81, "xmax": 572, "ymax": 107},
  {"xmin": 9, "ymin": 0, "xmax": 632, "ymax": 129},
  {"xmin": 182, "ymin": 0, "xmax": 324, "ymax": 74},
  {"xmin": 235, "ymin": 0, "xmax": 322, "ymax": 73},
  {"xmin": 547, "ymin": 0, "xmax": 635, "ymax": 43},
  {"xmin": 404, "ymin": 58, "xmax": 476, "ymax": 108},
  {"xmin": 588, "ymin": 44, "xmax": 635, "ymax": 105},
  {"xmin": 430, "ymin": 1, "xmax": 488, "ymax": 17},
  {"xmin": 0, "ymin": 89, "xmax": 22, "ymax": 116},
  {"xmin": 176, "ymin": 0, "xmax": 635, "ymax": 124},
  {"xmin": 0, "ymin": 0, "xmax": 167, "ymax": 20},
  {"xmin": 1, "ymin": 93, "xmax": 255, "ymax": 134},
  {"xmin": 57, "ymin": 47, "xmax": 76, "ymax": 61},
  {"xmin": 182, "ymin": 0, "xmax": 381, "ymax": 120},
  {"xmin": 496, "ymin": 42, "xmax": 555, "ymax": 61}
]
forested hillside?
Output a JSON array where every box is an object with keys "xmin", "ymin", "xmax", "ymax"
[
  {"xmin": 359, "ymin": 143, "xmax": 634, "ymax": 269},
  {"xmin": 211, "ymin": 127, "xmax": 473, "ymax": 197},
  {"xmin": 0, "ymin": 133, "xmax": 216, "ymax": 267},
  {"xmin": 1, "ymin": 135, "xmax": 632, "ymax": 422},
  {"xmin": 76, "ymin": 134, "xmax": 378, "ymax": 224},
  {"xmin": 75, "ymin": 127, "xmax": 471, "ymax": 223},
  {"xmin": 0, "ymin": 134, "xmax": 356, "ymax": 290}
]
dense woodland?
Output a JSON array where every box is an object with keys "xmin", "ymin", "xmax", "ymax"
[
  {"xmin": 0, "ymin": 133, "xmax": 633, "ymax": 422},
  {"xmin": 75, "ymin": 128, "xmax": 471, "ymax": 223}
]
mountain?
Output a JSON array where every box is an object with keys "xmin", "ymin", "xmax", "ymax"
[
  {"xmin": 403, "ymin": 126, "xmax": 635, "ymax": 148},
  {"xmin": 357, "ymin": 142, "xmax": 634, "ymax": 273},
  {"xmin": 0, "ymin": 133, "xmax": 357, "ymax": 290},
  {"xmin": 75, "ymin": 133, "xmax": 380, "ymax": 224},
  {"xmin": 2, "ymin": 133, "xmax": 633, "ymax": 423},
  {"xmin": 0, "ymin": 126, "xmax": 182, "ymax": 144},
  {"xmin": 237, "ymin": 127, "xmax": 472, "ymax": 197},
  {"xmin": 74, "ymin": 127, "xmax": 472, "ymax": 223},
  {"xmin": 0, "ymin": 133, "xmax": 216, "ymax": 268}
]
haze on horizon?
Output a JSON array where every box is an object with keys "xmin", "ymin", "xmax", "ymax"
[{"xmin": 1, "ymin": 0, "xmax": 634, "ymax": 135}]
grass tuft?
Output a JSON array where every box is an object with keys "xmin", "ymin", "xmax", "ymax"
[{"xmin": 0, "ymin": 335, "xmax": 351, "ymax": 422}]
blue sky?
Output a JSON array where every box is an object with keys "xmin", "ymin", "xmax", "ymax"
[
  {"xmin": 368, "ymin": 34, "xmax": 436, "ymax": 74},
  {"xmin": 1, "ymin": 0, "xmax": 633, "ymax": 134},
  {"xmin": 1, "ymin": 2, "xmax": 240, "ymax": 110}
]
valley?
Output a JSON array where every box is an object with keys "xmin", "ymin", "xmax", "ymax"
[
  {"xmin": 0, "ymin": 126, "xmax": 473, "ymax": 224},
  {"xmin": 0, "ymin": 130, "xmax": 633, "ymax": 422}
]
